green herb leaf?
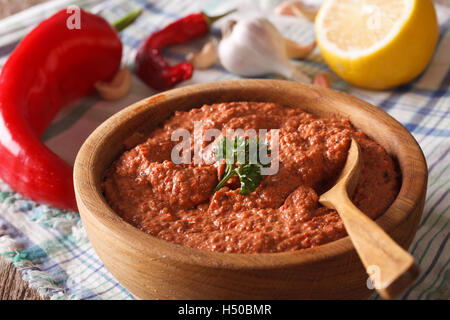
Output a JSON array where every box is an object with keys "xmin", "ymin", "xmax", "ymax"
[
  {"xmin": 213, "ymin": 136, "xmax": 270, "ymax": 195},
  {"xmin": 236, "ymin": 164, "xmax": 262, "ymax": 195}
]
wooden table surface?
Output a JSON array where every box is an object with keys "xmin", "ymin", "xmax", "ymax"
[{"xmin": 0, "ymin": 0, "xmax": 449, "ymax": 301}]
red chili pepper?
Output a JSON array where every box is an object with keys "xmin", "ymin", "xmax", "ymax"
[
  {"xmin": 135, "ymin": 9, "xmax": 236, "ymax": 91},
  {"xmin": 0, "ymin": 8, "xmax": 140, "ymax": 210}
]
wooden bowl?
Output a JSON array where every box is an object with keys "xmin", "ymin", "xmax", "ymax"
[{"xmin": 74, "ymin": 80, "xmax": 427, "ymax": 299}]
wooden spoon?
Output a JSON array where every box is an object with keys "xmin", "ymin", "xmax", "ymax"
[{"xmin": 319, "ymin": 138, "xmax": 419, "ymax": 299}]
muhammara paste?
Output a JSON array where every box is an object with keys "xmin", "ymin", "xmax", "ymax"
[{"xmin": 103, "ymin": 102, "xmax": 400, "ymax": 253}]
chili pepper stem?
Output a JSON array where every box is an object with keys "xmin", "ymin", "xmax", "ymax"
[
  {"xmin": 112, "ymin": 8, "xmax": 142, "ymax": 32},
  {"xmin": 204, "ymin": 9, "xmax": 237, "ymax": 28}
]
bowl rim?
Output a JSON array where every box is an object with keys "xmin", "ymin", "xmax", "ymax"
[{"xmin": 74, "ymin": 79, "xmax": 427, "ymax": 270}]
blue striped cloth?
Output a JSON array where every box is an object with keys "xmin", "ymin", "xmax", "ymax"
[{"xmin": 0, "ymin": 0, "xmax": 448, "ymax": 300}]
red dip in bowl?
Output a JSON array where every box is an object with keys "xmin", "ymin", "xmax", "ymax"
[{"xmin": 103, "ymin": 102, "xmax": 400, "ymax": 253}]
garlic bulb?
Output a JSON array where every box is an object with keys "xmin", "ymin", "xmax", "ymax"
[{"xmin": 218, "ymin": 17, "xmax": 311, "ymax": 83}]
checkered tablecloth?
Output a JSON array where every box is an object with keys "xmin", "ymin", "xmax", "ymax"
[{"xmin": 0, "ymin": 0, "xmax": 448, "ymax": 300}]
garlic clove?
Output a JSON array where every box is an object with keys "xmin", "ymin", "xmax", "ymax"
[
  {"xmin": 289, "ymin": 67, "xmax": 312, "ymax": 84},
  {"xmin": 313, "ymin": 72, "xmax": 331, "ymax": 88},
  {"xmin": 95, "ymin": 66, "xmax": 132, "ymax": 101},
  {"xmin": 285, "ymin": 38, "xmax": 316, "ymax": 59},
  {"xmin": 275, "ymin": 1, "xmax": 319, "ymax": 21},
  {"xmin": 186, "ymin": 40, "xmax": 218, "ymax": 70}
]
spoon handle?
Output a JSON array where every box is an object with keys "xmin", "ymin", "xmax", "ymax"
[{"xmin": 320, "ymin": 192, "xmax": 419, "ymax": 299}]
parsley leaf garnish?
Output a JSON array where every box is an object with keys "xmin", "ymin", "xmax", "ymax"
[{"xmin": 213, "ymin": 136, "xmax": 270, "ymax": 195}]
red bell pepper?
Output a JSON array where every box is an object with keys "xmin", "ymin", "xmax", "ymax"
[{"xmin": 0, "ymin": 9, "xmax": 129, "ymax": 210}]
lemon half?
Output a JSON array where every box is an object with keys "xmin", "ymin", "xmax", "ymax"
[{"xmin": 315, "ymin": 0, "xmax": 439, "ymax": 89}]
